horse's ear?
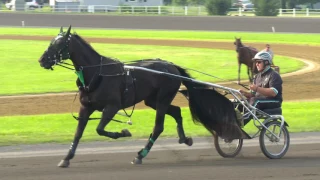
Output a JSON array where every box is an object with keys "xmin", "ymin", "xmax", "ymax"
[
  {"xmin": 65, "ymin": 25, "xmax": 71, "ymax": 37},
  {"xmin": 60, "ymin": 26, "xmax": 63, "ymax": 33}
]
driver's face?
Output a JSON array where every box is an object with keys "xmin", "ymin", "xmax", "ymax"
[{"xmin": 255, "ymin": 60, "xmax": 265, "ymax": 72}]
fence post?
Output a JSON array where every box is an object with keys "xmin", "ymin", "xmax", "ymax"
[
  {"xmin": 198, "ymin": 6, "xmax": 201, "ymax": 15},
  {"xmin": 158, "ymin": 6, "xmax": 161, "ymax": 15},
  {"xmin": 306, "ymin": 8, "xmax": 309, "ymax": 16},
  {"xmin": 293, "ymin": 8, "xmax": 296, "ymax": 17},
  {"xmin": 172, "ymin": 6, "xmax": 174, "ymax": 15},
  {"xmin": 279, "ymin": 8, "xmax": 282, "ymax": 16},
  {"xmin": 185, "ymin": 6, "xmax": 188, "ymax": 15},
  {"xmin": 238, "ymin": 7, "xmax": 242, "ymax": 16},
  {"xmin": 132, "ymin": 6, "xmax": 134, "ymax": 14}
]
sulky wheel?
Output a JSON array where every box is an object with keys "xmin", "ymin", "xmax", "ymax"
[
  {"xmin": 259, "ymin": 121, "xmax": 290, "ymax": 159},
  {"xmin": 214, "ymin": 134, "xmax": 243, "ymax": 158}
]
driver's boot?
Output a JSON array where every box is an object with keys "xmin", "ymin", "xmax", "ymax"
[{"xmin": 235, "ymin": 109, "xmax": 244, "ymax": 127}]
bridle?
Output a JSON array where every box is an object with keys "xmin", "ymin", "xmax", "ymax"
[
  {"xmin": 44, "ymin": 33, "xmax": 71, "ymax": 70},
  {"xmin": 234, "ymin": 42, "xmax": 244, "ymax": 53}
]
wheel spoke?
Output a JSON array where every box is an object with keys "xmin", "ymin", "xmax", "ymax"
[
  {"xmin": 259, "ymin": 121, "xmax": 290, "ymax": 159},
  {"xmin": 214, "ymin": 135, "xmax": 243, "ymax": 158}
]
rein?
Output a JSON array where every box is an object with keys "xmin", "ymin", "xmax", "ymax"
[{"xmin": 182, "ymin": 67, "xmax": 250, "ymax": 90}]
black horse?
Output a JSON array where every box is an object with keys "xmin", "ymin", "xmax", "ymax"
[
  {"xmin": 234, "ymin": 37, "xmax": 258, "ymax": 84},
  {"xmin": 38, "ymin": 26, "xmax": 248, "ymax": 167}
]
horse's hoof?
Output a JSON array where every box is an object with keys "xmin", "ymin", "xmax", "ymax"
[
  {"xmin": 57, "ymin": 160, "xmax": 70, "ymax": 168},
  {"xmin": 185, "ymin": 137, "xmax": 193, "ymax": 146},
  {"xmin": 121, "ymin": 129, "xmax": 132, "ymax": 137},
  {"xmin": 131, "ymin": 157, "xmax": 142, "ymax": 165}
]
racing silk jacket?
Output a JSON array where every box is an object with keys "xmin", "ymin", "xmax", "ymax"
[{"xmin": 253, "ymin": 67, "xmax": 283, "ymax": 103}]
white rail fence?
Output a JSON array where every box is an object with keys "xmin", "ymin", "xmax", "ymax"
[{"xmin": 1, "ymin": 5, "xmax": 320, "ymax": 17}]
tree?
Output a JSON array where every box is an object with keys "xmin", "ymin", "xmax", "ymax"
[
  {"xmin": 296, "ymin": 0, "xmax": 319, "ymax": 8},
  {"xmin": 205, "ymin": 0, "xmax": 231, "ymax": 15},
  {"xmin": 187, "ymin": 0, "xmax": 206, "ymax": 6},
  {"xmin": 285, "ymin": 0, "xmax": 318, "ymax": 8},
  {"xmin": 173, "ymin": 0, "xmax": 188, "ymax": 6},
  {"xmin": 281, "ymin": 0, "xmax": 287, "ymax": 9},
  {"xmin": 287, "ymin": 0, "xmax": 297, "ymax": 8},
  {"xmin": 163, "ymin": 0, "xmax": 173, "ymax": 5},
  {"xmin": 252, "ymin": 0, "xmax": 280, "ymax": 16}
]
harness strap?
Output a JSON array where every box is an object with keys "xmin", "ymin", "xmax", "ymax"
[
  {"xmin": 75, "ymin": 70, "xmax": 85, "ymax": 87},
  {"xmin": 70, "ymin": 91, "xmax": 134, "ymax": 124}
]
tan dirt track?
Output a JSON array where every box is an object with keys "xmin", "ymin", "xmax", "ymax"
[{"xmin": 0, "ymin": 35, "xmax": 320, "ymax": 116}]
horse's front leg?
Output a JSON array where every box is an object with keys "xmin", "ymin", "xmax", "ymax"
[
  {"xmin": 238, "ymin": 63, "xmax": 241, "ymax": 84},
  {"xmin": 96, "ymin": 105, "xmax": 132, "ymax": 139},
  {"xmin": 247, "ymin": 67, "xmax": 252, "ymax": 83},
  {"xmin": 58, "ymin": 105, "xmax": 94, "ymax": 168}
]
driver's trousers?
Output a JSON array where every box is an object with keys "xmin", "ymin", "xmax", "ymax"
[
  {"xmin": 236, "ymin": 97, "xmax": 281, "ymax": 112},
  {"xmin": 236, "ymin": 97, "xmax": 281, "ymax": 126},
  {"xmin": 248, "ymin": 97, "xmax": 281, "ymax": 110}
]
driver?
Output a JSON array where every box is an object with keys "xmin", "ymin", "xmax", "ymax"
[
  {"xmin": 237, "ymin": 51, "xmax": 283, "ymax": 125},
  {"xmin": 261, "ymin": 44, "xmax": 274, "ymax": 65}
]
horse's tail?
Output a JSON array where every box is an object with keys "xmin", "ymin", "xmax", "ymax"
[{"xmin": 175, "ymin": 65, "xmax": 250, "ymax": 139}]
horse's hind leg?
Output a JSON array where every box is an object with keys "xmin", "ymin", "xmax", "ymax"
[
  {"xmin": 132, "ymin": 89, "xmax": 177, "ymax": 164},
  {"xmin": 132, "ymin": 103, "xmax": 167, "ymax": 165},
  {"xmin": 58, "ymin": 106, "xmax": 94, "ymax": 168},
  {"xmin": 167, "ymin": 105, "xmax": 193, "ymax": 146},
  {"xmin": 145, "ymin": 97, "xmax": 192, "ymax": 146}
]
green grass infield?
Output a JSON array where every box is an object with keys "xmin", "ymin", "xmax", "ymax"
[
  {"xmin": 0, "ymin": 40, "xmax": 303, "ymax": 95},
  {"xmin": 0, "ymin": 101, "xmax": 318, "ymax": 146},
  {"xmin": 1, "ymin": 27, "xmax": 320, "ymax": 45}
]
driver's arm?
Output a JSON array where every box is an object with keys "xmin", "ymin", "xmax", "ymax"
[
  {"xmin": 255, "ymin": 87, "xmax": 277, "ymax": 97},
  {"xmin": 239, "ymin": 89, "xmax": 254, "ymax": 98}
]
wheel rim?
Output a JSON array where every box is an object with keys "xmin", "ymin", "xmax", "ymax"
[
  {"xmin": 217, "ymin": 137, "xmax": 241, "ymax": 155},
  {"xmin": 263, "ymin": 123, "xmax": 288, "ymax": 157}
]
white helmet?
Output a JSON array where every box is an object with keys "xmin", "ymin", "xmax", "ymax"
[{"xmin": 252, "ymin": 51, "xmax": 272, "ymax": 65}]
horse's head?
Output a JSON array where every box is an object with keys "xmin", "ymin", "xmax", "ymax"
[
  {"xmin": 38, "ymin": 26, "xmax": 72, "ymax": 70},
  {"xmin": 233, "ymin": 37, "xmax": 243, "ymax": 52}
]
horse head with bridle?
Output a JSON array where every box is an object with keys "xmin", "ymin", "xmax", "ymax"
[
  {"xmin": 38, "ymin": 26, "xmax": 248, "ymax": 167},
  {"xmin": 234, "ymin": 37, "xmax": 258, "ymax": 84}
]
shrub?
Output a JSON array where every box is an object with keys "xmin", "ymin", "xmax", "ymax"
[
  {"xmin": 252, "ymin": 0, "xmax": 280, "ymax": 16},
  {"xmin": 205, "ymin": 0, "xmax": 231, "ymax": 16}
]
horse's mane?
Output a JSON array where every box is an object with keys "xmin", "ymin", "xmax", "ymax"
[
  {"xmin": 73, "ymin": 34, "xmax": 99, "ymax": 56},
  {"xmin": 73, "ymin": 34, "xmax": 121, "ymax": 63},
  {"xmin": 236, "ymin": 39, "xmax": 244, "ymax": 47}
]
